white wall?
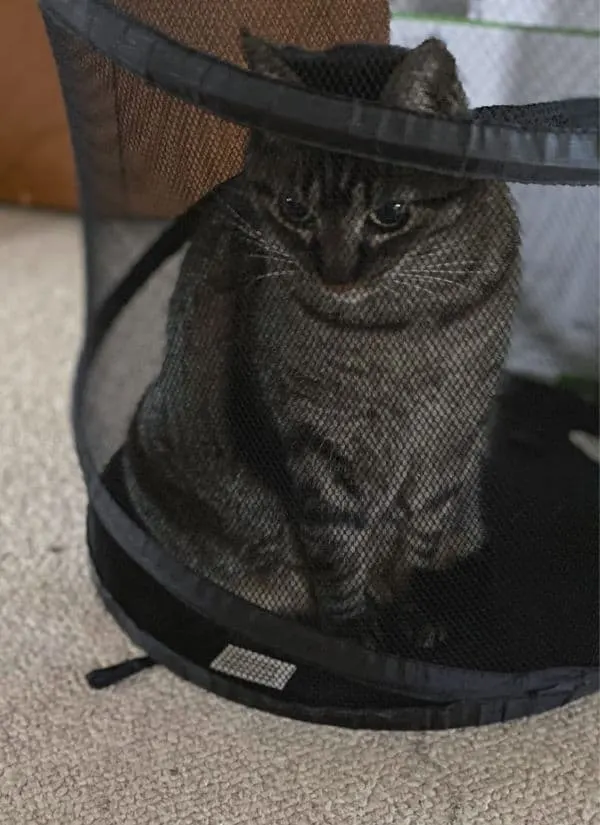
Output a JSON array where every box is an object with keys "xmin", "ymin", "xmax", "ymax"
[
  {"xmin": 389, "ymin": 8, "xmax": 599, "ymax": 383},
  {"xmin": 469, "ymin": 0, "xmax": 599, "ymax": 30}
]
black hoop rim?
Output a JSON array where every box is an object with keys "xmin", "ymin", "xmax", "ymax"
[
  {"xmin": 89, "ymin": 522, "xmax": 594, "ymax": 730},
  {"xmin": 40, "ymin": 0, "xmax": 599, "ymax": 185}
]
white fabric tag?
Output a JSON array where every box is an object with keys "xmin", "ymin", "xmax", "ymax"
[{"xmin": 210, "ymin": 645, "xmax": 297, "ymax": 690}]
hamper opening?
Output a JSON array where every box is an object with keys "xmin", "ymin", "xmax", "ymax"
[{"xmin": 41, "ymin": 0, "xmax": 599, "ymax": 729}]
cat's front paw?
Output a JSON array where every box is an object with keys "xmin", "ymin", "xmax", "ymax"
[
  {"xmin": 395, "ymin": 603, "xmax": 448, "ymax": 653},
  {"xmin": 410, "ymin": 620, "xmax": 448, "ymax": 651},
  {"xmin": 366, "ymin": 597, "xmax": 448, "ymax": 654},
  {"xmin": 319, "ymin": 612, "xmax": 382, "ymax": 650}
]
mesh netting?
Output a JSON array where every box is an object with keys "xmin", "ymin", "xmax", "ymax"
[{"xmin": 41, "ymin": 0, "xmax": 599, "ymax": 727}]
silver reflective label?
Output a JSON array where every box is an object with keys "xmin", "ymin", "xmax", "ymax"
[{"xmin": 210, "ymin": 645, "xmax": 297, "ymax": 691}]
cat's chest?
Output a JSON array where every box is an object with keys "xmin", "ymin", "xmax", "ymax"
[{"xmin": 251, "ymin": 287, "xmax": 437, "ymax": 409}]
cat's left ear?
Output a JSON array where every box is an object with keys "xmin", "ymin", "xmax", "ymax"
[
  {"xmin": 380, "ymin": 37, "xmax": 468, "ymax": 116},
  {"xmin": 241, "ymin": 30, "xmax": 302, "ymax": 85}
]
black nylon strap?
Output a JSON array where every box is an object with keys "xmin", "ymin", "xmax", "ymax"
[
  {"xmin": 86, "ymin": 656, "xmax": 156, "ymax": 689},
  {"xmin": 40, "ymin": 0, "xmax": 599, "ymax": 184}
]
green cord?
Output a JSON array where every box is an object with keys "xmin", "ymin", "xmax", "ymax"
[{"xmin": 557, "ymin": 376, "xmax": 599, "ymax": 405}]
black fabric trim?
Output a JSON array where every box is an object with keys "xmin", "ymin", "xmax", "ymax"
[
  {"xmin": 79, "ymin": 440, "xmax": 598, "ymax": 703},
  {"xmin": 40, "ymin": 0, "xmax": 599, "ymax": 185},
  {"xmin": 89, "ymin": 538, "xmax": 592, "ymax": 730}
]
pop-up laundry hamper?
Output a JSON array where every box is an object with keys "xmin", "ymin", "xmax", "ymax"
[{"xmin": 40, "ymin": 0, "xmax": 598, "ymax": 730}]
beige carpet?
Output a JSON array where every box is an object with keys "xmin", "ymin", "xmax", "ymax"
[{"xmin": 0, "ymin": 206, "xmax": 598, "ymax": 825}]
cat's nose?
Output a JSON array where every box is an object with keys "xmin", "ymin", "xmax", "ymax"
[
  {"xmin": 319, "ymin": 263, "xmax": 359, "ymax": 286},
  {"xmin": 314, "ymin": 243, "xmax": 363, "ymax": 287}
]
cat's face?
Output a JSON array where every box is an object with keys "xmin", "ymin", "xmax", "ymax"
[
  {"xmin": 245, "ymin": 143, "xmax": 472, "ymax": 290},
  {"xmin": 238, "ymin": 35, "xmax": 515, "ymax": 325}
]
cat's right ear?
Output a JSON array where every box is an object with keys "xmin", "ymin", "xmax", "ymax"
[
  {"xmin": 380, "ymin": 37, "xmax": 468, "ymax": 115},
  {"xmin": 241, "ymin": 30, "xmax": 301, "ymax": 84}
]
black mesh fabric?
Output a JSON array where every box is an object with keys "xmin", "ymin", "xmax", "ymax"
[{"xmin": 41, "ymin": 0, "xmax": 599, "ymax": 728}]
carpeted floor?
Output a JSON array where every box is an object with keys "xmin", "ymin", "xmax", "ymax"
[{"xmin": 0, "ymin": 206, "xmax": 598, "ymax": 824}]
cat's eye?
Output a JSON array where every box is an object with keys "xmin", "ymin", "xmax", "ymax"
[
  {"xmin": 369, "ymin": 201, "xmax": 410, "ymax": 230},
  {"xmin": 279, "ymin": 195, "xmax": 312, "ymax": 224}
]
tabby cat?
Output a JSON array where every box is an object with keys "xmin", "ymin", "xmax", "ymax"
[{"xmin": 122, "ymin": 34, "xmax": 521, "ymax": 643}]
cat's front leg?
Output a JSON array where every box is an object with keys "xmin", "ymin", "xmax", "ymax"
[
  {"xmin": 394, "ymin": 441, "xmax": 486, "ymax": 650},
  {"xmin": 181, "ymin": 455, "xmax": 316, "ymax": 620},
  {"xmin": 401, "ymin": 413, "xmax": 487, "ymax": 571},
  {"xmin": 402, "ymin": 474, "xmax": 484, "ymax": 572},
  {"xmin": 285, "ymin": 425, "xmax": 373, "ymax": 637},
  {"xmin": 300, "ymin": 522, "xmax": 375, "ymax": 638}
]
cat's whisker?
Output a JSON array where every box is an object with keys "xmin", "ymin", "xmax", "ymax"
[
  {"xmin": 384, "ymin": 281, "xmax": 436, "ymax": 297},
  {"xmin": 223, "ymin": 223, "xmax": 264, "ymax": 250},
  {"xmin": 253, "ymin": 269, "xmax": 293, "ymax": 281},
  {"xmin": 412, "ymin": 285, "xmax": 436, "ymax": 297},
  {"xmin": 247, "ymin": 251, "xmax": 296, "ymax": 265},
  {"xmin": 233, "ymin": 229, "xmax": 292, "ymax": 263},
  {"xmin": 416, "ymin": 253, "xmax": 480, "ymax": 264},
  {"xmin": 410, "ymin": 265, "xmax": 478, "ymax": 274},
  {"xmin": 218, "ymin": 199, "xmax": 258, "ymax": 231},
  {"xmin": 222, "ymin": 222, "xmax": 292, "ymax": 263},
  {"xmin": 392, "ymin": 272, "xmax": 458, "ymax": 286},
  {"xmin": 418, "ymin": 259, "xmax": 479, "ymax": 265},
  {"xmin": 391, "ymin": 273, "xmax": 447, "ymax": 289},
  {"xmin": 252, "ymin": 269, "xmax": 297, "ymax": 283},
  {"xmin": 223, "ymin": 216, "xmax": 261, "ymax": 241},
  {"xmin": 400, "ymin": 267, "xmax": 471, "ymax": 275},
  {"xmin": 219, "ymin": 205, "xmax": 267, "ymax": 245},
  {"xmin": 228, "ymin": 220, "xmax": 263, "ymax": 244},
  {"xmin": 427, "ymin": 271, "xmax": 472, "ymax": 279}
]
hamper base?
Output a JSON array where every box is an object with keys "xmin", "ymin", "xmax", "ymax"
[
  {"xmin": 87, "ymin": 375, "xmax": 599, "ymax": 730},
  {"xmin": 88, "ymin": 508, "xmax": 592, "ymax": 731}
]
